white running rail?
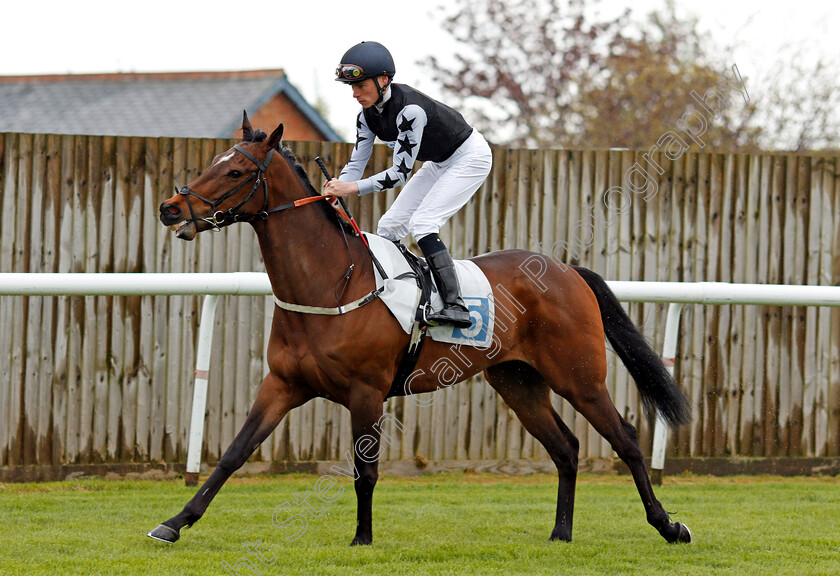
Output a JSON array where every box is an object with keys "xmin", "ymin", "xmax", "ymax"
[{"xmin": 2, "ymin": 273, "xmax": 839, "ymax": 484}]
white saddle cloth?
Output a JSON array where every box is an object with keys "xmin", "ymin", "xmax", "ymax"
[{"xmin": 364, "ymin": 233, "xmax": 495, "ymax": 348}]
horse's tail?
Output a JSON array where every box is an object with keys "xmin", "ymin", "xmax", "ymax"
[{"xmin": 573, "ymin": 265, "xmax": 691, "ymax": 428}]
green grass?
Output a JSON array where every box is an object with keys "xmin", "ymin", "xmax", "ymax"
[{"xmin": 1, "ymin": 472, "xmax": 838, "ymax": 576}]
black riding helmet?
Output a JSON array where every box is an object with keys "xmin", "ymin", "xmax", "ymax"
[{"xmin": 335, "ymin": 41, "xmax": 395, "ymax": 104}]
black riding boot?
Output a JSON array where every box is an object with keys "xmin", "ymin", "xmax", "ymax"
[{"xmin": 418, "ymin": 235, "xmax": 472, "ymax": 329}]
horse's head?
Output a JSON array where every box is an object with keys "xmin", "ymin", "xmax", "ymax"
[{"xmin": 159, "ymin": 112, "xmax": 285, "ymax": 240}]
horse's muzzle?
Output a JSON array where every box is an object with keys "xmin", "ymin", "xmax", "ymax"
[
  {"xmin": 159, "ymin": 200, "xmax": 199, "ymax": 240},
  {"xmin": 159, "ymin": 201, "xmax": 182, "ymax": 226}
]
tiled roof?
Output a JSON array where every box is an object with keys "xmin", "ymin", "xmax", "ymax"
[{"xmin": 0, "ymin": 70, "xmax": 341, "ymax": 140}]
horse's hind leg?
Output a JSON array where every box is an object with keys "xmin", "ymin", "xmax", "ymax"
[
  {"xmin": 567, "ymin": 384, "xmax": 691, "ymax": 544},
  {"xmin": 485, "ymin": 362, "xmax": 580, "ymax": 542},
  {"xmin": 147, "ymin": 373, "xmax": 313, "ymax": 543}
]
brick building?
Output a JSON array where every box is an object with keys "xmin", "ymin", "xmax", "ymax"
[{"xmin": 0, "ymin": 69, "xmax": 341, "ymax": 141}]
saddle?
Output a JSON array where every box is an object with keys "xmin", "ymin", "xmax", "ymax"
[{"xmin": 361, "ymin": 233, "xmax": 496, "ymax": 398}]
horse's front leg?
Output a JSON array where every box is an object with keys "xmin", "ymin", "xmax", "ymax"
[
  {"xmin": 147, "ymin": 373, "xmax": 312, "ymax": 543},
  {"xmin": 347, "ymin": 385, "xmax": 385, "ymax": 546}
]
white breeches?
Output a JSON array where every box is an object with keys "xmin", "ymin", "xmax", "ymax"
[{"xmin": 376, "ymin": 130, "xmax": 492, "ymax": 242}]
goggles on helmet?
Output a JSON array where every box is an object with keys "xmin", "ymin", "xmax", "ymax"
[{"xmin": 336, "ymin": 65, "xmax": 365, "ymax": 81}]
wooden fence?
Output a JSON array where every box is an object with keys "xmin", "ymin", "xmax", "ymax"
[{"xmin": 1, "ymin": 132, "xmax": 839, "ymax": 471}]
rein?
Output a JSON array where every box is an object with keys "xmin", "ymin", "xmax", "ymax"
[{"xmin": 177, "ymin": 144, "xmax": 383, "ymax": 316}]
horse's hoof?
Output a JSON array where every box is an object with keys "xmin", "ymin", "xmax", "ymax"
[
  {"xmin": 675, "ymin": 522, "xmax": 692, "ymax": 543},
  {"xmin": 665, "ymin": 522, "xmax": 692, "ymax": 544},
  {"xmin": 350, "ymin": 536, "xmax": 372, "ymax": 546},
  {"xmin": 147, "ymin": 524, "xmax": 180, "ymax": 543},
  {"xmin": 548, "ymin": 530, "xmax": 572, "ymax": 542}
]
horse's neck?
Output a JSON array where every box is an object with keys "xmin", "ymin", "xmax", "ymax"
[{"xmin": 252, "ymin": 174, "xmax": 370, "ymax": 306}]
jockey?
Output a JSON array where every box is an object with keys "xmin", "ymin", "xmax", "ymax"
[{"xmin": 324, "ymin": 41, "xmax": 493, "ymax": 329}]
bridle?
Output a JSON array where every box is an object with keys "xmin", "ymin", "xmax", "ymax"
[
  {"xmin": 176, "ymin": 144, "xmax": 277, "ymax": 231},
  {"xmin": 176, "ymin": 144, "xmax": 329, "ymax": 231},
  {"xmin": 174, "ymin": 143, "xmax": 387, "ymax": 314}
]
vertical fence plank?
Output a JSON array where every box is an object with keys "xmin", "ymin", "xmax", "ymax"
[
  {"xmin": 738, "ymin": 155, "xmax": 761, "ymax": 455},
  {"xmin": 764, "ymin": 155, "xmax": 786, "ymax": 456},
  {"xmin": 778, "ymin": 156, "xmax": 798, "ymax": 455},
  {"xmin": 64, "ymin": 135, "xmax": 86, "ymax": 464},
  {"xmin": 99, "ymin": 136, "xmax": 118, "ymax": 463},
  {"xmin": 122, "ymin": 137, "xmax": 145, "ymax": 460},
  {"xmin": 37, "ymin": 134, "xmax": 60, "ymax": 465},
  {"xmin": 75, "ymin": 135, "xmax": 100, "ymax": 464},
  {"xmin": 688, "ymin": 152, "xmax": 709, "ymax": 455},
  {"xmin": 816, "ymin": 157, "xmax": 835, "ymax": 456},
  {"xmin": 164, "ymin": 137, "xmax": 188, "ymax": 461},
  {"xmin": 702, "ymin": 153, "xmax": 723, "ymax": 456},
  {"xmin": 714, "ymin": 153, "xmax": 736, "ymax": 456},
  {"xmin": 802, "ymin": 156, "xmax": 823, "ymax": 455},
  {"xmin": 20, "ymin": 133, "xmax": 39, "ymax": 467},
  {"xmin": 0, "ymin": 132, "xmax": 10, "ymax": 467},
  {"xmin": 136, "ymin": 137, "xmax": 159, "ymax": 462},
  {"xmin": 151, "ymin": 138, "xmax": 173, "ymax": 462},
  {"xmin": 86, "ymin": 135, "xmax": 108, "ymax": 463},
  {"xmin": 830, "ymin": 164, "xmax": 840, "ymax": 457},
  {"xmin": 8, "ymin": 134, "xmax": 33, "ymax": 467},
  {"xmin": 727, "ymin": 153, "xmax": 748, "ymax": 456},
  {"xmin": 54, "ymin": 135, "xmax": 77, "ymax": 466},
  {"xmin": 754, "ymin": 156, "xmax": 773, "ymax": 456},
  {"xmin": 790, "ymin": 157, "xmax": 810, "ymax": 455}
]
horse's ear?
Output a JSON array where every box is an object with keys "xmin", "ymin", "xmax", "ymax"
[
  {"xmin": 267, "ymin": 123, "xmax": 284, "ymax": 149},
  {"xmin": 241, "ymin": 110, "xmax": 254, "ymax": 141}
]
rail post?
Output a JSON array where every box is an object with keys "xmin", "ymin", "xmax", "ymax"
[
  {"xmin": 184, "ymin": 294, "xmax": 220, "ymax": 486},
  {"xmin": 650, "ymin": 302, "xmax": 684, "ymax": 485}
]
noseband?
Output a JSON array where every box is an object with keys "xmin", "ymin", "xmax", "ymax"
[{"xmin": 176, "ymin": 145, "xmax": 276, "ymax": 231}]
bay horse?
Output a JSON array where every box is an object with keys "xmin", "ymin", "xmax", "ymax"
[{"xmin": 148, "ymin": 113, "xmax": 692, "ymax": 546}]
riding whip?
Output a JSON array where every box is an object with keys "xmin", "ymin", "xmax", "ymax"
[{"xmin": 315, "ymin": 156, "xmax": 368, "ymax": 247}]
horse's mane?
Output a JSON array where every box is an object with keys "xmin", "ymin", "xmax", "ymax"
[{"xmin": 244, "ymin": 129, "xmax": 356, "ymax": 235}]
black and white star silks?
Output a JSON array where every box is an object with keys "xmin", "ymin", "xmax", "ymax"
[{"xmin": 338, "ymin": 104, "xmax": 427, "ymax": 195}]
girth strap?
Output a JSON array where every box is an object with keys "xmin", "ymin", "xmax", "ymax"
[
  {"xmin": 386, "ymin": 321, "xmax": 428, "ymax": 398},
  {"xmin": 273, "ymin": 286, "xmax": 384, "ymax": 315}
]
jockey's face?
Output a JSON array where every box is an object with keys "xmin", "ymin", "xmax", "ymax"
[{"xmin": 350, "ymin": 76, "xmax": 389, "ymax": 109}]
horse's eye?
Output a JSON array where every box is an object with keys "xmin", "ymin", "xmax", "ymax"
[{"xmin": 226, "ymin": 170, "xmax": 243, "ymax": 179}]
